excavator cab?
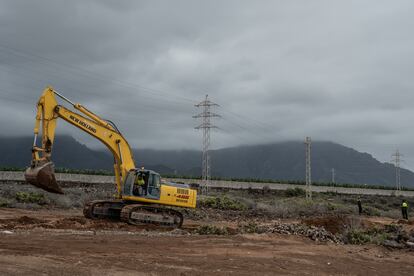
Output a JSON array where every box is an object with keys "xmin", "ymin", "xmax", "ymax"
[{"xmin": 123, "ymin": 169, "xmax": 161, "ymax": 199}]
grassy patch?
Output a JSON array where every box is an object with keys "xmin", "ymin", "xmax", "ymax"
[
  {"xmin": 362, "ymin": 206, "xmax": 382, "ymax": 217},
  {"xmin": 195, "ymin": 225, "xmax": 229, "ymax": 235},
  {"xmin": 345, "ymin": 229, "xmax": 372, "ymax": 244},
  {"xmin": 0, "ymin": 198, "xmax": 10, "ymax": 207},
  {"xmin": 239, "ymin": 221, "xmax": 268, "ymax": 234},
  {"xmin": 342, "ymin": 220, "xmax": 398, "ymax": 245},
  {"xmin": 15, "ymin": 192, "xmax": 48, "ymax": 205},
  {"xmin": 198, "ymin": 196, "xmax": 247, "ymax": 211},
  {"xmin": 284, "ymin": 187, "xmax": 306, "ymax": 197}
]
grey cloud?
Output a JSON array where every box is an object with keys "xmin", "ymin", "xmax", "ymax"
[{"xmin": 1, "ymin": 0, "xmax": 414, "ymax": 168}]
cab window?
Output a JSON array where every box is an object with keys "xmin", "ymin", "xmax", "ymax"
[
  {"xmin": 123, "ymin": 171, "xmax": 136, "ymax": 195},
  {"xmin": 147, "ymin": 174, "xmax": 160, "ymax": 198}
]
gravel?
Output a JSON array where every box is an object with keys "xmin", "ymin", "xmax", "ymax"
[{"xmin": 263, "ymin": 222, "xmax": 343, "ymax": 244}]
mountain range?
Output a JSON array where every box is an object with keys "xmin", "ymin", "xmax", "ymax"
[{"xmin": 0, "ymin": 135, "xmax": 411, "ymax": 187}]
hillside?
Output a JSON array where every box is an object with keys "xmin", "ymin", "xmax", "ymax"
[
  {"xmin": 0, "ymin": 136, "xmax": 411, "ymax": 187},
  {"xmin": 0, "ymin": 136, "xmax": 111, "ymax": 170}
]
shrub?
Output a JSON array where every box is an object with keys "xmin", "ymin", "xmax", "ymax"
[
  {"xmin": 384, "ymin": 224, "xmax": 402, "ymax": 233},
  {"xmin": 241, "ymin": 221, "xmax": 259, "ymax": 233},
  {"xmin": 15, "ymin": 192, "xmax": 48, "ymax": 205},
  {"xmin": 198, "ymin": 196, "xmax": 247, "ymax": 211},
  {"xmin": 324, "ymin": 191, "xmax": 339, "ymax": 196},
  {"xmin": 343, "ymin": 222, "xmax": 394, "ymax": 245},
  {"xmin": 284, "ymin": 187, "xmax": 306, "ymax": 197},
  {"xmin": 378, "ymin": 198, "xmax": 388, "ymax": 205},
  {"xmin": 262, "ymin": 185, "xmax": 271, "ymax": 194},
  {"xmin": 0, "ymin": 198, "xmax": 10, "ymax": 207},
  {"xmin": 326, "ymin": 202, "xmax": 341, "ymax": 211},
  {"xmin": 345, "ymin": 229, "xmax": 372, "ymax": 244},
  {"xmin": 363, "ymin": 206, "xmax": 381, "ymax": 217},
  {"xmin": 239, "ymin": 221, "xmax": 268, "ymax": 234},
  {"xmin": 195, "ymin": 225, "xmax": 229, "ymax": 235}
]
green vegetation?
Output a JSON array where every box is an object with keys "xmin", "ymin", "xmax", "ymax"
[
  {"xmin": 195, "ymin": 225, "xmax": 229, "ymax": 235},
  {"xmin": 362, "ymin": 206, "xmax": 382, "ymax": 217},
  {"xmin": 340, "ymin": 215, "xmax": 404, "ymax": 246},
  {"xmin": 0, "ymin": 166, "xmax": 25, "ymax": 172},
  {"xmin": 15, "ymin": 191, "xmax": 48, "ymax": 205},
  {"xmin": 344, "ymin": 225, "xmax": 397, "ymax": 245},
  {"xmin": 198, "ymin": 196, "xmax": 247, "ymax": 211},
  {"xmin": 345, "ymin": 229, "xmax": 373, "ymax": 244},
  {"xmin": 0, "ymin": 198, "xmax": 10, "ymax": 207},
  {"xmin": 284, "ymin": 187, "xmax": 306, "ymax": 197},
  {"xmin": 239, "ymin": 221, "xmax": 267, "ymax": 234}
]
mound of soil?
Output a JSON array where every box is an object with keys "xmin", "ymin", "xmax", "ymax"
[
  {"xmin": 302, "ymin": 215, "xmax": 351, "ymax": 234},
  {"xmin": 0, "ymin": 215, "xmax": 183, "ymax": 232},
  {"xmin": 0, "ymin": 216, "xmax": 48, "ymax": 229}
]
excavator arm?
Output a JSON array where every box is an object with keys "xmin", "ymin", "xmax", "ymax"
[{"xmin": 25, "ymin": 86, "xmax": 136, "ymax": 197}]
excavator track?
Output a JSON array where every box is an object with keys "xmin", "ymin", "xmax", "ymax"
[
  {"xmin": 83, "ymin": 200, "xmax": 125, "ymax": 220},
  {"xmin": 120, "ymin": 204, "xmax": 184, "ymax": 228}
]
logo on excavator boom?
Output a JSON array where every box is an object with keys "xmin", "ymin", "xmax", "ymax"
[{"xmin": 69, "ymin": 115, "xmax": 97, "ymax": 133}]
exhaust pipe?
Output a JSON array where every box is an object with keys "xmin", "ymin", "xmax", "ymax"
[{"xmin": 24, "ymin": 161, "xmax": 64, "ymax": 194}]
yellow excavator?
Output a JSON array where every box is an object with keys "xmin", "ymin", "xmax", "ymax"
[{"xmin": 25, "ymin": 86, "xmax": 196, "ymax": 228}]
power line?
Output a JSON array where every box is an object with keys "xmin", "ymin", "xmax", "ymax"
[
  {"xmin": 0, "ymin": 55, "xmax": 200, "ymax": 117},
  {"xmin": 0, "ymin": 44, "xmax": 295, "ymax": 142},
  {"xmin": 0, "ymin": 44, "xmax": 197, "ymax": 105},
  {"xmin": 221, "ymin": 108, "xmax": 278, "ymax": 133},
  {"xmin": 193, "ymin": 95, "xmax": 220, "ymax": 194},
  {"xmin": 0, "ymin": 52, "xmax": 283, "ymax": 145}
]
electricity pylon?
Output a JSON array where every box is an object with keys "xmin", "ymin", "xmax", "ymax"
[
  {"xmin": 193, "ymin": 95, "xmax": 220, "ymax": 194},
  {"xmin": 305, "ymin": 136, "xmax": 312, "ymax": 200}
]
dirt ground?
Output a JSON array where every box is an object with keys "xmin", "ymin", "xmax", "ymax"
[{"xmin": 0, "ymin": 208, "xmax": 413, "ymax": 275}]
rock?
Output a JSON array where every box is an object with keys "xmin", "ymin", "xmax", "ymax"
[
  {"xmin": 405, "ymin": 241, "xmax": 414, "ymax": 249},
  {"xmin": 397, "ymin": 232, "xmax": 409, "ymax": 242},
  {"xmin": 1, "ymin": 230, "xmax": 13, "ymax": 234},
  {"xmin": 264, "ymin": 222, "xmax": 342, "ymax": 244},
  {"xmin": 169, "ymin": 228, "xmax": 190, "ymax": 235},
  {"xmin": 382, "ymin": 240, "xmax": 405, "ymax": 249}
]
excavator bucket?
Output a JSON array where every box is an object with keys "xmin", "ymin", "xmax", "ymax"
[{"xmin": 24, "ymin": 162, "xmax": 63, "ymax": 194}]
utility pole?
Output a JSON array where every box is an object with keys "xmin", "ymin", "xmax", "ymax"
[
  {"xmin": 193, "ymin": 95, "xmax": 220, "ymax": 194},
  {"xmin": 331, "ymin": 168, "xmax": 335, "ymax": 184},
  {"xmin": 305, "ymin": 137, "xmax": 312, "ymax": 200},
  {"xmin": 391, "ymin": 150, "xmax": 403, "ymax": 191}
]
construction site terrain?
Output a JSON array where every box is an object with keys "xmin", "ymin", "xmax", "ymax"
[{"xmin": 0, "ymin": 182, "xmax": 414, "ymax": 275}]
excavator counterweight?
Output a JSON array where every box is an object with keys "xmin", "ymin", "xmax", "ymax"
[{"xmin": 24, "ymin": 161, "xmax": 63, "ymax": 194}]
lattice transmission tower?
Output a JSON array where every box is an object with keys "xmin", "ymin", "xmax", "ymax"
[
  {"xmin": 193, "ymin": 95, "xmax": 220, "ymax": 194},
  {"xmin": 305, "ymin": 136, "xmax": 312, "ymax": 200},
  {"xmin": 391, "ymin": 149, "xmax": 403, "ymax": 191}
]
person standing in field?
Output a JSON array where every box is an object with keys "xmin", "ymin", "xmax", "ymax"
[
  {"xmin": 357, "ymin": 197, "xmax": 362, "ymax": 215},
  {"xmin": 401, "ymin": 200, "xmax": 408, "ymax": 220}
]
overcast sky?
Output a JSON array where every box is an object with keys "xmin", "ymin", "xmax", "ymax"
[{"xmin": 1, "ymin": 0, "xmax": 414, "ymax": 169}]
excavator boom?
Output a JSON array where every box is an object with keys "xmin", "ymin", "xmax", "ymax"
[{"xmin": 25, "ymin": 86, "xmax": 136, "ymax": 196}]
